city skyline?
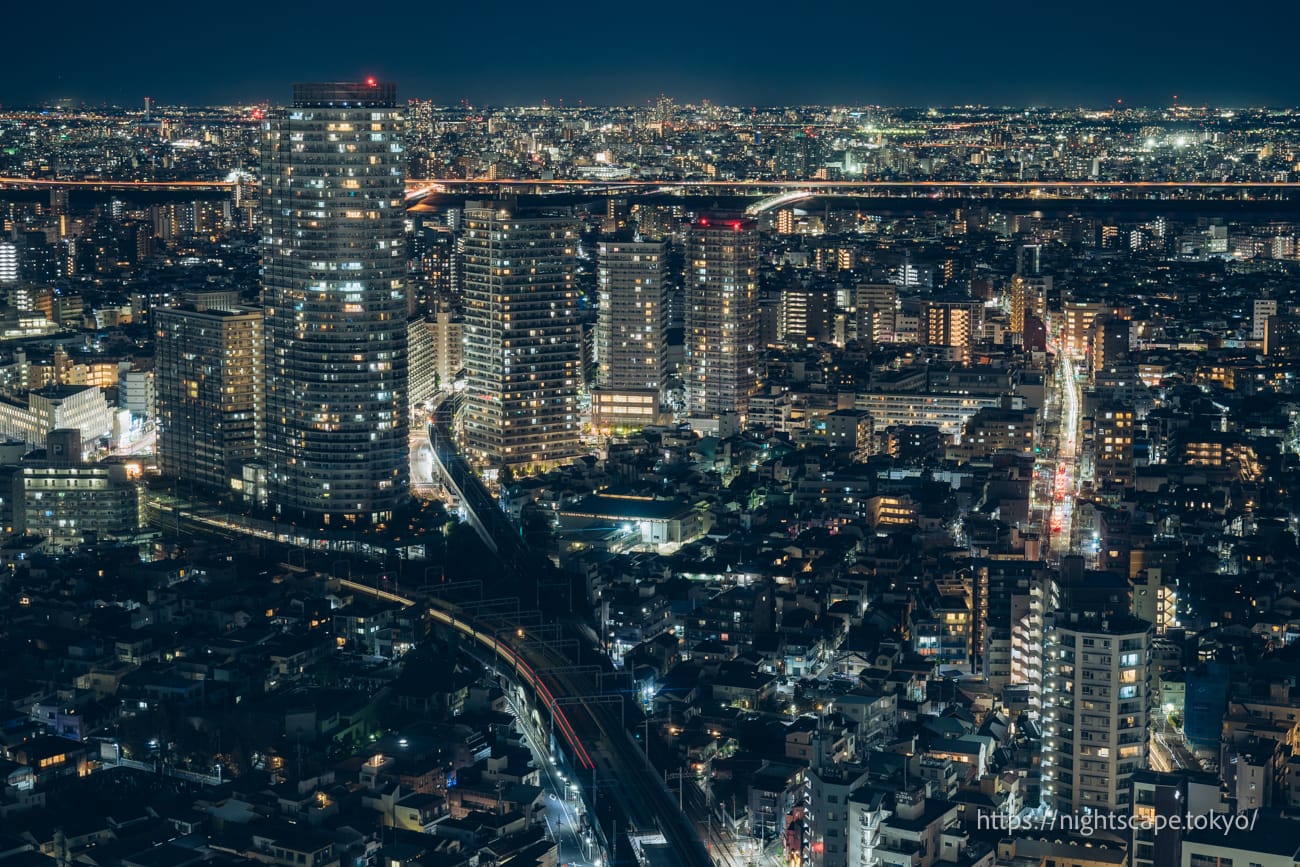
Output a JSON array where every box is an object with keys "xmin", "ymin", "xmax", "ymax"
[
  {"xmin": 2, "ymin": 61, "xmax": 1300, "ymax": 867},
  {"xmin": 4, "ymin": 0, "xmax": 1299, "ymax": 108}
]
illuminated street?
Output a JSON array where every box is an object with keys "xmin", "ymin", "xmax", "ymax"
[
  {"xmin": 507, "ymin": 691, "xmax": 599, "ymax": 867},
  {"xmin": 1043, "ymin": 332, "xmax": 1084, "ymax": 563}
]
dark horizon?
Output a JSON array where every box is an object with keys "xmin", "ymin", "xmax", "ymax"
[
  {"xmin": 3, "ymin": 0, "xmax": 1296, "ymax": 109},
  {"xmin": 6, "ymin": 95, "xmax": 1300, "ymax": 112}
]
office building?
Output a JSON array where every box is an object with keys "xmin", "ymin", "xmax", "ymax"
[
  {"xmin": 461, "ymin": 200, "xmax": 581, "ymax": 471},
  {"xmin": 1016, "ymin": 241, "xmax": 1043, "ymax": 275},
  {"xmin": 155, "ymin": 303, "xmax": 264, "ymax": 492},
  {"xmin": 261, "ymin": 81, "xmax": 409, "ymax": 525},
  {"xmin": 685, "ymin": 215, "xmax": 760, "ymax": 419},
  {"xmin": 1041, "ymin": 612, "xmax": 1152, "ymax": 814},
  {"xmin": 1182, "ymin": 663, "xmax": 1231, "ymax": 755},
  {"xmin": 0, "ymin": 385, "xmax": 113, "ymax": 450}
]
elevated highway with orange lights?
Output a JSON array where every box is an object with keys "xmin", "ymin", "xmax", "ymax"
[
  {"xmin": 4, "ymin": 174, "xmax": 1300, "ymax": 201},
  {"xmin": 0, "ymin": 176, "xmax": 237, "ymax": 193},
  {"xmin": 407, "ymin": 177, "xmax": 1300, "ymax": 192},
  {"xmin": 404, "ymin": 177, "xmax": 1300, "ymax": 207}
]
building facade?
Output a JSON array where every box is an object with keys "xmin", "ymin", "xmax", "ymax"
[
  {"xmin": 855, "ymin": 283, "xmax": 898, "ymax": 343},
  {"xmin": 0, "ymin": 241, "xmax": 17, "ymax": 284},
  {"xmin": 461, "ymin": 200, "xmax": 581, "ymax": 471},
  {"xmin": 0, "ymin": 386, "xmax": 113, "ymax": 451},
  {"xmin": 1042, "ymin": 613, "xmax": 1152, "ymax": 814},
  {"xmin": 1093, "ymin": 402, "xmax": 1136, "ymax": 487},
  {"xmin": 1130, "ymin": 770, "xmax": 1224, "ymax": 867},
  {"xmin": 1010, "ymin": 275, "xmax": 1050, "ymax": 336},
  {"xmin": 921, "ymin": 300, "xmax": 980, "ymax": 364},
  {"xmin": 593, "ymin": 237, "xmax": 669, "ymax": 431},
  {"xmin": 853, "ymin": 391, "xmax": 1003, "ymax": 437},
  {"xmin": 1251, "ymin": 298, "xmax": 1277, "ymax": 341},
  {"xmin": 17, "ymin": 452, "xmax": 140, "ymax": 551},
  {"xmin": 407, "ymin": 316, "xmax": 438, "ymax": 409},
  {"xmin": 119, "ymin": 370, "xmax": 155, "ymax": 419},
  {"xmin": 596, "ymin": 238, "xmax": 669, "ymax": 393},
  {"xmin": 685, "ymin": 215, "xmax": 760, "ymax": 419},
  {"xmin": 155, "ymin": 304, "xmax": 264, "ymax": 492},
  {"xmin": 261, "ymin": 81, "xmax": 409, "ymax": 525}
]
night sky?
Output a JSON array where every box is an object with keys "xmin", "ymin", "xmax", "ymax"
[{"xmin": 5, "ymin": 0, "xmax": 1295, "ymax": 108}]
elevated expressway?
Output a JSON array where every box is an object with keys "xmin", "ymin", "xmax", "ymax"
[
  {"xmin": 404, "ymin": 177, "xmax": 1300, "ymax": 202},
  {"xmin": 418, "ymin": 402, "xmax": 713, "ymax": 866},
  {"xmin": 5, "ymin": 175, "xmax": 1300, "ymax": 201}
]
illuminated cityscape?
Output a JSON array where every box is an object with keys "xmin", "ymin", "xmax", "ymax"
[{"xmin": 1, "ymin": 67, "xmax": 1300, "ymax": 867}]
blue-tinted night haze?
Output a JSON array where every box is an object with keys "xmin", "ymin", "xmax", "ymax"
[{"xmin": 3, "ymin": 0, "xmax": 1296, "ymax": 105}]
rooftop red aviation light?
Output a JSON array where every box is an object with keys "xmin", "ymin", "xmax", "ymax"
[{"xmin": 366, "ymin": 77, "xmax": 377, "ymax": 86}]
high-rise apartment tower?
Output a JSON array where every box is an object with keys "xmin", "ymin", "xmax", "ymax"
[
  {"xmin": 592, "ymin": 237, "xmax": 668, "ymax": 430},
  {"xmin": 156, "ymin": 302, "xmax": 264, "ymax": 493},
  {"xmin": 685, "ymin": 215, "xmax": 759, "ymax": 419},
  {"xmin": 261, "ymin": 81, "xmax": 409, "ymax": 525},
  {"xmin": 461, "ymin": 200, "xmax": 581, "ymax": 471},
  {"xmin": 1041, "ymin": 612, "xmax": 1151, "ymax": 814}
]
